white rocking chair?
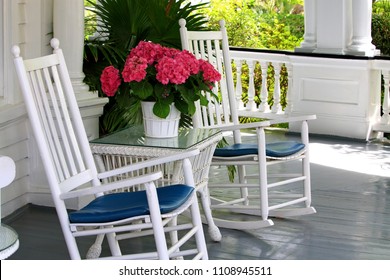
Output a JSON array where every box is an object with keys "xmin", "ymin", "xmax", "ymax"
[
  {"xmin": 179, "ymin": 18, "xmax": 316, "ymax": 230},
  {"xmin": 12, "ymin": 38, "xmax": 208, "ymax": 260}
]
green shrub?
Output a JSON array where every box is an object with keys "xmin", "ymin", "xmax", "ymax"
[
  {"xmin": 370, "ymin": 1, "xmax": 390, "ymax": 55},
  {"xmin": 258, "ymin": 14, "xmax": 303, "ymax": 50},
  {"xmin": 202, "ymin": 0, "xmax": 303, "ymax": 121}
]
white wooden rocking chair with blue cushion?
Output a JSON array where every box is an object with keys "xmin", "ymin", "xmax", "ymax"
[
  {"xmin": 12, "ymin": 38, "xmax": 208, "ymax": 260},
  {"xmin": 179, "ymin": 18, "xmax": 316, "ymax": 230}
]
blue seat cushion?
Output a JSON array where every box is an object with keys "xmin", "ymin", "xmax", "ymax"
[
  {"xmin": 68, "ymin": 184, "xmax": 194, "ymax": 224},
  {"xmin": 214, "ymin": 141, "xmax": 305, "ymax": 158}
]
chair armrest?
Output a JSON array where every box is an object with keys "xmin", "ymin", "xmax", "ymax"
[
  {"xmin": 96, "ymin": 148, "xmax": 200, "ymax": 180},
  {"xmin": 209, "ymin": 120, "xmax": 271, "ymax": 131},
  {"xmin": 60, "ymin": 172, "xmax": 163, "ymax": 200},
  {"xmin": 236, "ymin": 110, "xmax": 316, "ymax": 123},
  {"xmin": 61, "ymin": 149, "xmax": 200, "ymax": 200},
  {"xmin": 207, "ymin": 114, "xmax": 316, "ymax": 132},
  {"xmin": 267, "ymin": 114, "xmax": 317, "ymax": 125}
]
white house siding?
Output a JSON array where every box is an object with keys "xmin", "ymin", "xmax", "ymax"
[
  {"xmin": 0, "ymin": 105, "xmax": 30, "ymax": 218},
  {"xmin": 1, "ymin": 0, "xmax": 54, "ymax": 217},
  {"xmin": 1, "ymin": 0, "xmax": 106, "ymax": 217}
]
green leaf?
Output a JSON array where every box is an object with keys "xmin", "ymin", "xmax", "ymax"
[
  {"xmin": 153, "ymin": 100, "xmax": 170, "ymax": 119},
  {"xmin": 177, "ymin": 86, "xmax": 198, "ymax": 102},
  {"xmin": 131, "ymin": 81, "xmax": 153, "ymax": 100},
  {"xmin": 198, "ymin": 94, "xmax": 209, "ymax": 107},
  {"xmin": 174, "ymin": 99, "xmax": 189, "ymax": 115},
  {"xmin": 187, "ymin": 101, "xmax": 196, "ymax": 116},
  {"xmin": 154, "ymin": 84, "xmax": 174, "ymax": 104}
]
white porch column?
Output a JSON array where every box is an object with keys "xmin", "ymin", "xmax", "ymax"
[
  {"xmin": 290, "ymin": 0, "xmax": 382, "ymax": 139},
  {"xmin": 345, "ymin": 0, "xmax": 379, "ymax": 56},
  {"xmin": 315, "ymin": 0, "xmax": 352, "ymax": 54},
  {"xmin": 53, "ymin": 0, "xmax": 89, "ymax": 96},
  {"xmin": 296, "ymin": 0, "xmax": 378, "ymax": 56},
  {"xmin": 31, "ymin": 0, "xmax": 108, "ymax": 209},
  {"xmin": 295, "ymin": 0, "xmax": 317, "ymax": 52}
]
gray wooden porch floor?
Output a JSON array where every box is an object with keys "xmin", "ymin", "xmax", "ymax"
[{"xmin": 4, "ymin": 132, "xmax": 390, "ymax": 260}]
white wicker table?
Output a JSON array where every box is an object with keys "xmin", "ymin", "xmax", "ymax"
[{"xmin": 90, "ymin": 125, "xmax": 223, "ymax": 241}]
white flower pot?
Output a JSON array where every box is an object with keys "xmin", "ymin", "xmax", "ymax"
[{"xmin": 141, "ymin": 101, "xmax": 180, "ymax": 138}]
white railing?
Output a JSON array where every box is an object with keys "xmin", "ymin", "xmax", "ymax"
[
  {"xmin": 229, "ymin": 48, "xmax": 292, "ymax": 119},
  {"xmin": 373, "ymin": 59, "xmax": 390, "ymax": 135},
  {"xmin": 229, "ymin": 47, "xmax": 390, "ymax": 137}
]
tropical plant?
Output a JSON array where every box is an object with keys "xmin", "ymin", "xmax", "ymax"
[
  {"xmin": 100, "ymin": 41, "xmax": 221, "ymax": 118},
  {"xmin": 83, "ymin": 0, "xmax": 210, "ymax": 134}
]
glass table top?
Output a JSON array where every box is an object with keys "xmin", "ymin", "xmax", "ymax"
[{"xmin": 91, "ymin": 125, "xmax": 221, "ymax": 149}]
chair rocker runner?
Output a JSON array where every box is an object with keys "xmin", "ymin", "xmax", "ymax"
[
  {"xmin": 179, "ymin": 18, "xmax": 316, "ymax": 230},
  {"xmin": 12, "ymin": 38, "xmax": 208, "ymax": 260}
]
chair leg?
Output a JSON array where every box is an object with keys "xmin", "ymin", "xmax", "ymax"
[
  {"xmin": 237, "ymin": 165, "xmax": 249, "ymax": 205},
  {"xmin": 64, "ymin": 232, "xmax": 82, "ymax": 260},
  {"xmin": 190, "ymin": 195, "xmax": 209, "ymax": 260},
  {"xmin": 168, "ymin": 217, "xmax": 184, "ymax": 260},
  {"xmin": 106, "ymin": 231, "xmax": 122, "ymax": 256},
  {"xmin": 301, "ymin": 120, "xmax": 312, "ymax": 208},
  {"xmin": 58, "ymin": 206, "xmax": 82, "ymax": 259},
  {"xmin": 168, "ymin": 217, "xmax": 179, "ymax": 245},
  {"xmin": 145, "ymin": 182, "xmax": 170, "ymax": 259},
  {"xmin": 303, "ymin": 156, "xmax": 312, "ymax": 208},
  {"xmin": 257, "ymin": 127, "xmax": 270, "ymax": 221}
]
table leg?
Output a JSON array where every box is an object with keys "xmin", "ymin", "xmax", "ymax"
[{"xmin": 197, "ymin": 185, "xmax": 222, "ymax": 242}]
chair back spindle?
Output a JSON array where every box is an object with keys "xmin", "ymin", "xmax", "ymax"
[
  {"xmin": 180, "ymin": 19, "xmax": 239, "ymax": 140},
  {"xmin": 12, "ymin": 39, "xmax": 98, "ymax": 196}
]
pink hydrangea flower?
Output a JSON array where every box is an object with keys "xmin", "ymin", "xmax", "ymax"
[
  {"xmin": 155, "ymin": 56, "xmax": 190, "ymax": 85},
  {"xmin": 100, "ymin": 40, "xmax": 222, "ymax": 117},
  {"xmin": 199, "ymin": 59, "xmax": 222, "ymax": 85},
  {"xmin": 100, "ymin": 66, "xmax": 121, "ymax": 97},
  {"xmin": 175, "ymin": 50, "xmax": 200, "ymax": 75},
  {"xmin": 129, "ymin": 41, "xmax": 165, "ymax": 65},
  {"xmin": 162, "ymin": 46, "xmax": 181, "ymax": 59},
  {"xmin": 122, "ymin": 56, "xmax": 148, "ymax": 83}
]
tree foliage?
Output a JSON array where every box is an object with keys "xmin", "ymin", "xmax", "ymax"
[
  {"xmin": 200, "ymin": 0, "xmax": 303, "ymax": 119},
  {"xmin": 372, "ymin": 0, "xmax": 390, "ymax": 55},
  {"xmin": 204, "ymin": 0, "xmax": 262, "ymax": 48},
  {"xmin": 202, "ymin": 0, "xmax": 303, "ymax": 50}
]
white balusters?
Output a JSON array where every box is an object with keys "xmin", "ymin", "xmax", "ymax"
[
  {"xmin": 284, "ymin": 63, "xmax": 293, "ymax": 114},
  {"xmin": 229, "ymin": 48, "xmax": 390, "ymax": 138},
  {"xmin": 271, "ymin": 62, "xmax": 283, "ymax": 114},
  {"xmin": 380, "ymin": 70, "xmax": 390, "ymax": 125},
  {"xmin": 247, "ymin": 60, "xmax": 257, "ymax": 111},
  {"xmin": 234, "ymin": 59, "xmax": 245, "ymax": 110},
  {"xmin": 259, "ymin": 61, "xmax": 271, "ymax": 113},
  {"xmin": 230, "ymin": 55, "xmax": 291, "ymax": 115}
]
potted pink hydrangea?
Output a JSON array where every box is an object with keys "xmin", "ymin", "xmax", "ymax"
[{"xmin": 100, "ymin": 41, "xmax": 221, "ymax": 120}]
